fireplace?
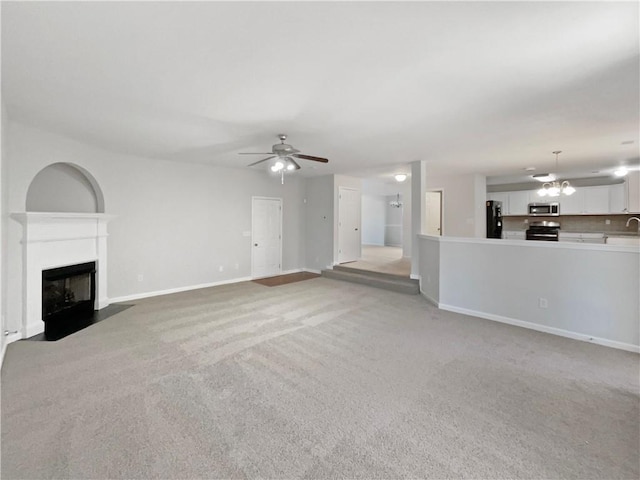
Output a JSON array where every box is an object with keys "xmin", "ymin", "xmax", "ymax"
[{"xmin": 42, "ymin": 262, "xmax": 96, "ymax": 338}]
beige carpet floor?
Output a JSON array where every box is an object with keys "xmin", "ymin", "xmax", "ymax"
[{"xmin": 1, "ymin": 278, "xmax": 638, "ymax": 479}]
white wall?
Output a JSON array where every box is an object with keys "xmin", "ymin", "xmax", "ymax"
[
  {"xmin": 361, "ymin": 194, "xmax": 385, "ymax": 246},
  {"xmin": 305, "ymin": 175, "xmax": 334, "ymax": 272},
  {"xmin": 419, "ymin": 235, "xmax": 640, "ymax": 351},
  {"xmin": 1, "ymin": 103, "xmax": 7, "ymax": 357},
  {"xmin": 4, "ymin": 121, "xmax": 308, "ymax": 334},
  {"xmin": 26, "ymin": 163, "xmax": 99, "ymax": 213},
  {"xmin": 401, "ymin": 181, "xmax": 411, "ymax": 257},
  {"xmin": 426, "ymin": 173, "xmax": 485, "ymax": 238}
]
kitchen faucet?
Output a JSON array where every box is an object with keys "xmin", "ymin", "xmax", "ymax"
[{"xmin": 626, "ymin": 217, "xmax": 640, "ymax": 230}]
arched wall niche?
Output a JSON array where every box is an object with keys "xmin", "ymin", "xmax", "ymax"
[{"xmin": 26, "ymin": 162, "xmax": 105, "ymax": 213}]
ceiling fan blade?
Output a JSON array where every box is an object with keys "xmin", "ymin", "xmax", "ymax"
[
  {"xmin": 238, "ymin": 152, "xmax": 274, "ymax": 155},
  {"xmin": 248, "ymin": 156, "xmax": 276, "ymax": 167},
  {"xmin": 287, "ymin": 157, "xmax": 301, "ymax": 170},
  {"xmin": 292, "ymin": 154, "xmax": 329, "ymax": 163}
]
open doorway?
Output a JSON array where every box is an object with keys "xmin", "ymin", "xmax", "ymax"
[
  {"xmin": 425, "ymin": 190, "xmax": 443, "ymax": 236},
  {"xmin": 359, "ymin": 185, "xmax": 411, "ymax": 277}
]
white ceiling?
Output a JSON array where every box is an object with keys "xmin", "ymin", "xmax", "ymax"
[{"xmin": 2, "ymin": 1, "xmax": 639, "ymax": 183}]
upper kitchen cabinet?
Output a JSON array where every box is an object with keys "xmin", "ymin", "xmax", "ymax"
[
  {"xmin": 486, "ymin": 192, "xmax": 509, "ymax": 211},
  {"xmin": 507, "ymin": 191, "xmax": 530, "ymax": 215},
  {"xmin": 627, "ymin": 171, "xmax": 640, "ymax": 213},
  {"xmin": 486, "ymin": 191, "xmax": 528, "ymax": 215},
  {"xmin": 609, "ymin": 183, "xmax": 626, "ymax": 213},
  {"xmin": 559, "ymin": 185, "xmax": 619, "ymax": 214},
  {"xmin": 488, "ymin": 182, "xmax": 629, "ymax": 215}
]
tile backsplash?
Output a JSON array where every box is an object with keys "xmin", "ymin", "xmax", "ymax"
[{"xmin": 503, "ymin": 214, "xmax": 640, "ymax": 235}]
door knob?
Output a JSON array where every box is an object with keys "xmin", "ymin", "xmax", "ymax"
[
  {"xmin": 355, "ymin": 228, "xmax": 358, "ymax": 231},
  {"xmin": 254, "ymin": 243, "xmax": 258, "ymax": 246}
]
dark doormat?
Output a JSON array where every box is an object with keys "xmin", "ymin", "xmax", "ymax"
[
  {"xmin": 26, "ymin": 303, "xmax": 135, "ymax": 341},
  {"xmin": 253, "ymin": 272, "xmax": 320, "ymax": 287}
]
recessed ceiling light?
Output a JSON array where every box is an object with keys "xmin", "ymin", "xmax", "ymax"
[{"xmin": 524, "ymin": 167, "xmax": 536, "ymax": 172}]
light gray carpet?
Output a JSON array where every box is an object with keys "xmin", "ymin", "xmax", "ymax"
[{"xmin": 1, "ymin": 278, "xmax": 638, "ymax": 479}]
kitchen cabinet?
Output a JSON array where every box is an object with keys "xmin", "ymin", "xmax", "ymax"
[
  {"xmin": 486, "ymin": 191, "xmax": 528, "ymax": 215},
  {"xmin": 503, "ymin": 231, "xmax": 526, "ymax": 240},
  {"xmin": 558, "ymin": 190, "xmax": 584, "ymax": 214},
  {"xmin": 559, "ymin": 232, "xmax": 605, "ymax": 244},
  {"xmin": 486, "ymin": 192, "xmax": 508, "ymax": 211},
  {"xmin": 609, "ymin": 183, "xmax": 625, "ymax": 213},
  {"xmin": 559, "ymin": 186, "xmax": 611, "ymax": 214},
  {"xmin": 584, "ymin": 186, "xmax": 610, "ymax": 214},
  {"xmin": 488, "ymin": 183, "xmax": 629, "ymax": 215},
  {"xmin": 508, "ymin": 191, "xmax": 530, "ymax": 215},
  {"xmin": 626, "ymin": 171, "xmax": 640, "ymax": 213}
]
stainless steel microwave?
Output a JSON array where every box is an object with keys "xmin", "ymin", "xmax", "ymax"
[{"xmin": 528, "ymin": 203, "xmax": 560, "ymax": 216}]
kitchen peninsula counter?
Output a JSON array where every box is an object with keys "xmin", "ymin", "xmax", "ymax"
[{"xmin": 417, "ymin": 234, "xmax": 639, "ymax": 352}]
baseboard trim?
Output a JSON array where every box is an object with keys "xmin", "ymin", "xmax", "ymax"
[
  {"xmin": 438, "ymin": 303, "xmax": 640, "ymax": 353},
  {"xmin": 0, "ymin": 341, "xmax": 7, "ymax": 371},
  {"xmin": 410, "ymin": 274, "xmax": 420, "ymax": 280},
  {"xmin": 304, "ymin": 268, "xmax": 322, "ymax": 274},
  {"xmin": 110, "ymin": 276, "xmax": 253, "ymax": 304},
  {"xmin": 281, "ymin": 268, "xmax": 302, "ymax": 275},
  {"xmin": 0, "ymin": 332, "xmax": 22, "ymax": 370},
  {"xmin": 419, "ymin": 289, "xmax": 439, "ymax": 307}
]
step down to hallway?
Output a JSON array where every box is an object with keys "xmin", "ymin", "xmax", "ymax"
[{"xmin": 321, "ymin": 266, "xmax": 419, "ymax": 295}]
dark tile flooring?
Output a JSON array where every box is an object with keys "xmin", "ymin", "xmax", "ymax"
[{"xmin": 26, "ymin": 304, "xmax": 134, "ymax": 341}]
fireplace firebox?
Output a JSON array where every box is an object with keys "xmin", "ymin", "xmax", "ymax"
[{"xmin": 42, "ymin": 262, "xmax": 96, "ymax": 333}]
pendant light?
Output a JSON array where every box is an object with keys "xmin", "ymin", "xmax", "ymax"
[
  {"xmin": 389, "ymin": 193, "xmax": 403, "ymax": 208},
  {"xmin": 537, "ymin": 151, "xmax": 575, "ymax": 197}
]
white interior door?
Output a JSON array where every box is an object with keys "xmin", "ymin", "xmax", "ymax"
[
  {"xmin": 425, "ymin": 191, "xmax": 442, "ymax": 236},
  {"xmin": 252, "ymin": 197, "xmax": 282, "ymax": 278},
  {"xmin": 338, "ymin": 187, "xmax": 361, "ymax": 263}
]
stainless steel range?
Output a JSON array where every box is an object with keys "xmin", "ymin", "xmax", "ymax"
[{"xmin": 526, "ymin": 221, "xmax": 560, "ymax": 241}]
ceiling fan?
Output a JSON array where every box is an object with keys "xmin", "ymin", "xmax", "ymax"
[{"xmin": 239, "ymin": 134, "xmax": 329, "ymax": 173}]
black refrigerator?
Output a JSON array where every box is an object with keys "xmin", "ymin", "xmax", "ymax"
[{"xmin": 486, "ymin": 200, "xmax": 503, "ymax": 238}]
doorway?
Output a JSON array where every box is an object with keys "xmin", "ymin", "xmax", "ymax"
[
  {"xmin": 338, "ymin": 187, "xmax": 361, "ymax": 263},
  {"xmin": 251, "ymin": 197, "xmax": 282, "ymax": 279},
  {"xmin": 425, "ymin": 190, "xmax": 443, "ymax": 236}
]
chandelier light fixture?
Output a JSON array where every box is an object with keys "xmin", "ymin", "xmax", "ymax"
[
  {"xmin": 537, "ymin": 151, "xmax": 576, "ymax": 197},
  {"xmin": 389, "ymin": 193, "xmax": 403, "ymax": 208}
]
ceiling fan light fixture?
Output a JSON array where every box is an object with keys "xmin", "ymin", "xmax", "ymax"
[{"xmin": 271, "ymin": 161, "xmax": 284, "ymax": 172}]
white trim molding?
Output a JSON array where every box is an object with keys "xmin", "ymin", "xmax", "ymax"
[{"xmin": 438, "ymin": 302, "xmax": 640, "ymax": 354}]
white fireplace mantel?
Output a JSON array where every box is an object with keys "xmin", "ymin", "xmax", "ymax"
[{"xmin": 11, "ymin": 212, "xmax": 115, "ymax": 338}]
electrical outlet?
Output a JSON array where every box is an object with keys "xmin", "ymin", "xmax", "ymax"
[
  {"xmin": 234, "ymin": 263, "xmax": 239, "ymax": 270},
  {"xmin": 219, "ymin": 266, "xmax": 224, "ymax": 272},
  {"xmin": 605, "ymin": 219, "xmax": 611, "ymax": 225},
  {"xmin": 137, "ymin": 274, "xmax": 144, "ymax": 282},
  {"xmin": 539, "ymin": 297, "xmax": 548, "ymax": 308},
  {"xmin": 524, "ymin": 219, "xmax": 529, "ymax": 224}
]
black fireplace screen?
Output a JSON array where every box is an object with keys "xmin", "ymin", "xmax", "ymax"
[{"xmin": 42, "ymin": 262, "xmax": 96, "ymax": 322}]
